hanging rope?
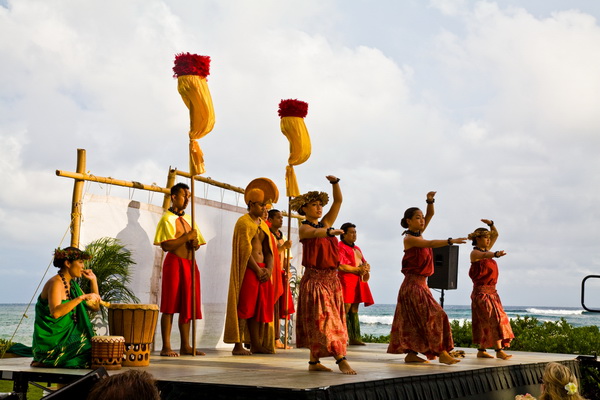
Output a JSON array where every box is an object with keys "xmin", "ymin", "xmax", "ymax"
[
  {"xmin": 0, "ymin": 218, "xmax": 74, "ymax": 359},
  {"xmin": 0, "ymin": 184, "xmax": 91, "ymax": 359}
]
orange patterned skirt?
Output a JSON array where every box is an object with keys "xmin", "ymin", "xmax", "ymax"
[
  {"xmin": 387, "ymin": 274, "xmax": 454, "ymax": 359},
  {"xmin": 296, "ymin": 268, "xmax": 347, "ymax": 358},
  {"xmin": 471, "ymin": 285, "xmax": 514, "ymax": 349}
]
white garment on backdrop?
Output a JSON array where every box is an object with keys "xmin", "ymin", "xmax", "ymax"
[{"xmin": 80, "ymin": 193, "xmax": 301, "ymax": 349}]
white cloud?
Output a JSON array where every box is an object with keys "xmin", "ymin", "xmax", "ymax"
[{"xmin": 1, "ymin": 0, "xmax": 600, "ymax": 309}]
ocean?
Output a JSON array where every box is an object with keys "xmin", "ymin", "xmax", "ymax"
[{"xmin": 2, "ymin": 303, "xmax": 600, "ymax": 346}]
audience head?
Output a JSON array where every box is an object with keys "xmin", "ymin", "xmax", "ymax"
[{"xmin": 87, "ymin": 370, "xmax": 160, "ymax": 400}]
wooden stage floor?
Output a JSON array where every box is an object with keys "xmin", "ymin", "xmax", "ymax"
[{"xmin": 0, "ymin": 344, "xmax": 580, "ymax": 399}]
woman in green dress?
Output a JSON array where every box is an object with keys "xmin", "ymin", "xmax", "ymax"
[{"xmin": 31, "ymin": 247, "xmax": 101, "ymax": 368}]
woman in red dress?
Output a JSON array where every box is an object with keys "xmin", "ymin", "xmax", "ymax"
[
  {"xmin": 387, "ymin": 192, "xmax": 467, "ymax": 364},
  {"xmin": 291, "ymin": 175, "xmax": 356, "ymax": 375},
  {"xmin": 468, "ymin": 219, "xmax": 514, "ymax": 360}
]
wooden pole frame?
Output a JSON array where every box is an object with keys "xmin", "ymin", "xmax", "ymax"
[
  {"xmin": 69, "ymin": 149, "xmax": 87, "ymax": 248},
  {"xmin": 283, "ymin": 197, "xmax": 293, "ymax": 348}
]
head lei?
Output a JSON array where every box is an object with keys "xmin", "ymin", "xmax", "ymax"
[
  {"xmin": 289, "ymin": 191, "xmax": 329, "ymax": 215},
  {"xmin": 53, "ymin": 247, "xmax": 92, "ymax": 262},
  {"xmin": 468, "ymin": 228, "xmax": 491, "ymax": 245}
]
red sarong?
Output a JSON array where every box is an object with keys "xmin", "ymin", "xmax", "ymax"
[
  {"xmin": 237, "ymin": 263, "xmax": 274, "ymax": 323},
  {"xmin": 471, "ymin": 285, "xmax": 514, "ymax": 348},
  {"xmin": 296, "ymin": 267, "xmax": 347, "ymax": 358},
  {"xmin": 160, "ymin": 252, "xmax": 201, "ymax": 324},
  {"xmin": 387, "ymin": 274, "xmax": 453, "ymax": 359},
  {"xmin": 338, "ymin": 272, "xmax": 374, "ymax": 306}
]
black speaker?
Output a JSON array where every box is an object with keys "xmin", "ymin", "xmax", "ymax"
[{"xmin": 428, "ymin": 246, "xmax": 459, "ymax": 290}]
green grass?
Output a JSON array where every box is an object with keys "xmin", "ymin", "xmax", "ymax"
[{"xmin": 0, "ymin": 380, "xmax": 45, "ymax": 400}]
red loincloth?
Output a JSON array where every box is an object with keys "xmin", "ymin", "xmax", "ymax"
[
  {"xmin": 237, "ymin": 263, "xmax": 274, "ymax": 323},
  {"xmin": 387, "ymin": 274, "xmax": 453, "ymax": 359},
  {"xmin": 160, "ymin": 252, "xmax": 201, "ymax": 324},
  {"xmin": 338, "ymin": 273, "xmax": 374, "ymax": 306},
  {"xmin": 279, "ymin": 273, "xmax": 295, "ymax": 319},
  {"xmin": 471, "ymin": 285, "xmax": 514, "ymax": 348}
]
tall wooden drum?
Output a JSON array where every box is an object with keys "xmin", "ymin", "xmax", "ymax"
[
  {"xmin": 108, "ymin": 304, "xmax": 159, "ymax": 367},
  {"xmin": 91, "ymin": 335, "xmax": 125, "ymax": 370}
]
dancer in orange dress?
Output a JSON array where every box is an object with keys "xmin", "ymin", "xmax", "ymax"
[
  {"xmin": 292, "ymin": 175, "xmax": 356, "ymax": 375},
  {"xmin": 468, "ymin": 219, "xmax": 514, "ymax": 360},
  {"xmin": 387, "ymin": 192, "xmax": 467, "ymax": 365}
]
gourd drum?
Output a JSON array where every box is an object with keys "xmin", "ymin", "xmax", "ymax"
[
  {"xmin": 91, "ymin": 335, "xmax": 125, "ymax": 370},
  {"xmin": 108, "ymin": 304, "xmax": 159, "ymax": 367}
]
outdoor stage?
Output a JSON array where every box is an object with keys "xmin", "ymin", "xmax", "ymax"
[{"xmin": 0, "ymin": 345, "xmax": 581, "ymax": 400}]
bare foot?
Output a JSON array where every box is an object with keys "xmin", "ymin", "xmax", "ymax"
[
  {"xmin": 336, "ymin": 357, "xmax": 357, "ymax": 375},
  {"xmin": 404, "ymin": 353, "xmax": 429, "ymax": 363},
  {"xmin": 496, "ymin": 350, "xmax": 512, "ymax": 360},
  {"xmin": 275, "ymin": 341, "xmax": 293, "ymax": 349},
  {"xmin": 160, "ymin": 348, "xmax": 180, "ymax": 357},
  {"xmin": 232, "ymin": 343, "xmax": 252, "ymax": 356},
  {"xmin": 30, "ymin": 361, "xmax": 50, "ymax": 368},
  {"xmin": 251, "ymin": 344, "xmax": 275, "ymax": 354},
  {"xmin": 308, "ymin": 361, "xmax": 332, "ymax": 372},
  {"xmin": 438, "ymin": 351, "xmax": 460, "ymax": 365},
  {"xmin": 477, "ymin": 350, "xmax": 494, "ymax": 359},
  {"xmin": 180, "ymin": 347, "xmax": 206, "ymax": 356}
]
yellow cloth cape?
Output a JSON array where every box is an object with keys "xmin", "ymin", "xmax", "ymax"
[
  {"xmin": 223, "ymin": 214, "xmax": 275, "ymax": 350},
  {"xmin": 153, "ymin": 211, "xmax": 206, "ymax": 246}
]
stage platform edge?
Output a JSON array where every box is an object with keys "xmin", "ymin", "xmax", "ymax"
[{"xmin": 0, "ymin": 345, "xmax": 584, "ymax": 400}]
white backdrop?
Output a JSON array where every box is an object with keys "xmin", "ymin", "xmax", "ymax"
[{"xmin": 80, "ymin": 193, "xmax": 301, "ymax": 349}]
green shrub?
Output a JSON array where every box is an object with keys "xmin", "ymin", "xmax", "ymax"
[{"xmin": 362, "ymin": 316, "xmax": 600, "ymax": 356}]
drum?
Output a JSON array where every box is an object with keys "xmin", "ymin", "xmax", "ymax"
[
  {"xmin": 108, "ymin": 304, "xmax": 159, "ymax": 367},
  {"xmin": 91, "ymin": 336, "xmax": 125, "ymax": 370}
]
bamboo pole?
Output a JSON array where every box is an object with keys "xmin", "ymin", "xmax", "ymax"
[
  {"xmin": 57, "ymin": 170, "xmax": 170, "ymax": 195},
  {"xmin": 190, "ymin": 175, "xmax": 197, "ymax": 356},
  {"xmin": 69, "ymin": 149, "xmax": 87, "ymax": 248},
  {"xmin": 174, "ymin": 170, "xmax": 245, "ymax": 194},
  {"xmin": 161, "ymin": 168, "xmax": 178, "ymax": 210},
  {"xmin": 283, "ymin": 197, "xmax": 292, "ymax": 348}
]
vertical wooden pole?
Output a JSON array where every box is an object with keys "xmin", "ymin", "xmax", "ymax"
[
  {"xmin": 70, "ymin": 149, "xmax": 86, "ymax": 248},
  {"xmin": 190, "ymin": 176, "xmax": 197, "ymax": 356},
  {"xmin": 162, "ymin": 168, "xmax": 177, "ymax": 210},
  {"xmin": 283, "ymin": 198, "xmax": 292, "ymax": 348}
]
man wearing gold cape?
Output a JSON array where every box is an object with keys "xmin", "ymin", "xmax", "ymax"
[{"xmin": 224, "ymin": 184, "xmax": 277, "ymax": 355}]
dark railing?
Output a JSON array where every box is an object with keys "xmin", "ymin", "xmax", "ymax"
[{"xmin": 581, "ymin": 275, "xmax": 600, "ymax": 313}]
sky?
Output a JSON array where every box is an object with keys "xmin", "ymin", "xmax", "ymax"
[{"xmin": 1, "ymin": 0, "xmax": 600, "ymax": 307}]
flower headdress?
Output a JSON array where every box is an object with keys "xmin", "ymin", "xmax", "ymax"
[
  {"xmin": 468, "ymin": 227, "xmax": 491, "ymax": 241},
  {"xmin": 289, "ymin": 191, "xmax": 329, "ymax": 215},
  {"xmin": 564, "ymin": 382, "xmax": 577, "ymax": 395},
  {"xmin": 53, "ymin": 247, "xmax": 92, "ymax": 262}
]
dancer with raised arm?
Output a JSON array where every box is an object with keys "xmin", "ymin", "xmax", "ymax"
[
  {"xmin": 387, "ymin": 192, "xmax": 467, "ymax": 365},
  {"xmin": 292, "ymin": 175, "xmax": 356, "ymax": 375},
  {"xmin": 468, "ymin": 219, "xmax": 514, "ymax": 360}
]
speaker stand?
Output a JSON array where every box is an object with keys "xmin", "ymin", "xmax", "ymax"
[{"xmin": 439, "ymin": 289, "xmax": 445, "ymax": 309}]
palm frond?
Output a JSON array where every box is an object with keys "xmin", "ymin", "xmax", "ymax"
[{"xmin": 78, "ymin": 237, "xmax": 140, "ymax": 320}]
